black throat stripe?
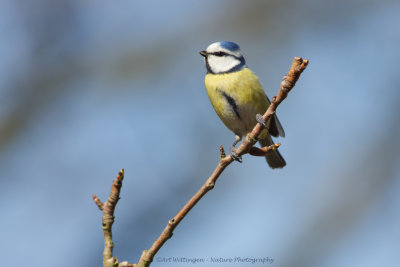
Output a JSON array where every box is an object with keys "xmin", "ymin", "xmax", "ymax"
[{"xmin": 217, "ymin": 89, "xmax": 241, "ymax": 120}]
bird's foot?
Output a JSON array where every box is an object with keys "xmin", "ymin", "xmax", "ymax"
[
  {"xmin": 230, "ymin": 146, "xmax": 242, "ymax": 163},
  {"xmin": 256, "ymin": 114, "xmax": 267, "ymax": 128}
]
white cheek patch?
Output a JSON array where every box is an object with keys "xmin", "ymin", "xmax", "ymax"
[{"xmin": 208, "ymin": 55, "xmax": 241, "ymax": 74}]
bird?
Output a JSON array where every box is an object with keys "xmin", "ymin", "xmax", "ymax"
[{"xmin": 199, "ymin": 41, "xmax": 286, "ymax": 168}]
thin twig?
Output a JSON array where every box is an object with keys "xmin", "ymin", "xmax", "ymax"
[
  {"xmin": 93, "ymin": 194, "xmax": 104, "ymax": 211},
  {"xmin": 136, "ymin": 57, "xmax": 309, "ymax": 267},
  {"xmin": 93, "ymin": 169, "xmax": 136, "ymax": 267},
  {"xmin": 249, "ymin": 143, "xmax": 281, "ymax": 156}
]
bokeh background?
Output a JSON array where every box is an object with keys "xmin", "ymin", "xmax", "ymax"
[{"xmin": 1, "ymin": 0, "xmax": 399, "ymax": 266}]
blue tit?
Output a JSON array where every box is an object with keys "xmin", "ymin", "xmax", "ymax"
[{"xmin": 199, "ymin": 41, "xmax": 286, "ymax": 168}]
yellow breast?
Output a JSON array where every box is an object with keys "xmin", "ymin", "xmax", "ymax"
[{"xmin": 204, "ymin": 68, "xmax": 271, "ymax": 137}]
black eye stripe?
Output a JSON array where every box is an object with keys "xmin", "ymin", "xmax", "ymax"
[
  {"xmin": 210, "ymin": 51, "xmax": 229, "ymax": 57},
  {"xmin": 209, "ymin": 52, "xmax": 244, "ymax": 62}
]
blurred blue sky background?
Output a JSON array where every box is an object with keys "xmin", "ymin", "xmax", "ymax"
[{"xmin": 1, "ymin": 0, "xmax": 399, "ymax": 266}]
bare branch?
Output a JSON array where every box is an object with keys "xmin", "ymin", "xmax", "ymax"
[
  {"xmin": 135, "ymin": 57, "xmax": 309, "ymax": 267},
  {"xmin": 93, "ymin": 57, "xmax": 308, "ymax": 267},
  {"xmin": 93, "ymin": 169, "xmax": 135, "ymax": 267}
]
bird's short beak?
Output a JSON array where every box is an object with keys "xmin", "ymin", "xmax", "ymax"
[{"xmin": 199, "ymin": 51, "xmax": 207, "ymax": 57}]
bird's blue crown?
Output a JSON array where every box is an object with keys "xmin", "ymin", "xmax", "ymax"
[{"xmin": 219, "ymin": 41, "xmax": 240, "ymax": 52}]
